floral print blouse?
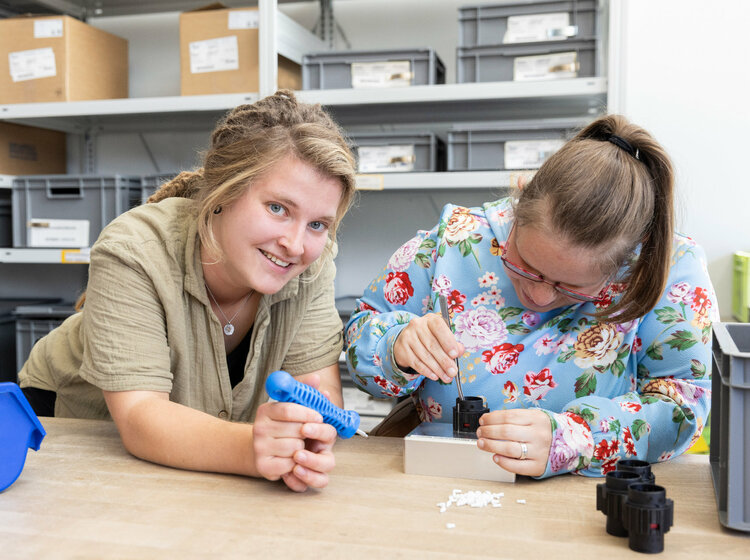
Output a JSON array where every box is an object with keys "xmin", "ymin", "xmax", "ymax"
[{"xmin": 344, "ymin": 197, "xmax": 718, "ymax": 478}]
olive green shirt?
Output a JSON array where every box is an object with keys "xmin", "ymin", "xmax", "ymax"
[{"xmin": 18, "ymin": 198, "xmax": 344, "ymax": 421}]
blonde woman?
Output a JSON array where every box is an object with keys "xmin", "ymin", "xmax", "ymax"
[{"xmin": 19, "ymin": 91, "xmax": 357, "ymax": 492}]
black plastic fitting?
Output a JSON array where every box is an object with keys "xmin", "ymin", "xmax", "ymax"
[
  {"xmin": 622, "ymin": 483, "xmax": 674, "ymax": 554},
  {"xmin": 616, "ymin": 459, "xmax": 655, "ymax": 484},
  {"xmin": 452, "ymin": 396, "xmax": 488, "ymax": 435},
  {"xmin": 596, "ymin": 470, "xmax": 642, "ymax": 536}
]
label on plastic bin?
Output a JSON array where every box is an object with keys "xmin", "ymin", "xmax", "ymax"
[
  {"xmin": 228, "ymin": 10, "xmax": 259, "ymax": 29},
  {"xmin": 351, "ymin": 61, "xmax": 413, "ymax": 88},
  {"xmin": 9, "ymin": 47, "xmax": 57, "ymax": 82},
  {"xmin": 355, "ymin": 174, "xmax": 384, "ymax": 191},
  {"xmin": 61, "ymin": 248, "xmax": 91, "ymax": 264},
  {"xmin": 504, "ymin": 13, "xmax": 570, "ymax": 43},
  {"xmin": 358, "ymin": 144, "xmax": 416, "ymax": 173},
  {"xmin": 513, "ymin": 51, "xmax": 578, "ymax": 81},
  {"xmin": 189, "ymin": 36, "xmax": 239, "ymax": 74},
  {"xmin": 34, "ymin": 19, "xmax": 64, "ymax": 38},
  {"xmin": 504, "ymin": 139, "xmax": 565, "ymax": 169},
  {"xmin": 27, "ymin": 219, "xmax": 89, "ymax": 248}
]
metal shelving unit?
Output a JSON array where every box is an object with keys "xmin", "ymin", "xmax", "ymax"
[
  {"xmin": 0, "ymin": 78, "xmax": 607, "ymax": 133},
  {"xmin": 0, "ymin": 1, "xmax": 608, "ymax": 263}
]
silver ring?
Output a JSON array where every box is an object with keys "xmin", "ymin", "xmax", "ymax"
[{"xmin": 519, "ymin": 442, "xmax": 528, "ymax": 461}]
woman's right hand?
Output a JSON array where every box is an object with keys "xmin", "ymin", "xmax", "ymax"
[
  {"xmin": 392, "ymin": 312, "xmax": 464, "ymax": 384},
  {"xmin": 252, "ymin": 399, "xmax": 337, "ymax": 492}
]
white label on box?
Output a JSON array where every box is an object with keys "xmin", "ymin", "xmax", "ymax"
[
  {"xmin": 358, "ymin": 145, "xmax": 416, "ymax": 173},
  {"xmin": 28, "ymin": 219, "xmax": 89, "ymax": 248},
  {"xmin": 189, "ymin": 36, "xmax": 239, "ymax": 74},
  {"xmin": 228, "ymin": 10, "xmax": 259, "ymax": 29},
  {"xmin": 513, "ymin": 51, "xmax": 578, "ymax": 81},
  {"xmin": 355, "ymin": 174, "xmax": 384, "ymax": 191},
  {"xmin": 9, "ymin": 47, "xmax": 57, "ymax": 82},
  {"xmin": 351, "ymin": 61, "xmax": 412, "ymax": 88},
  {"xmin": 33, "ymin": 19, "xmax": 64, "ymax": 38},
  {"xmin": 504, "ymin": 12, "xmax": 570, "ymax": 43},
  {"xmin": 504, "ymin": 139, "xmax": 565, "ymax": 169}
]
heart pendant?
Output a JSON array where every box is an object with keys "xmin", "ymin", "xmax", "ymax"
[{"xmin": 223, "ymin": 324, "xmax": 235, "ymax": 336}]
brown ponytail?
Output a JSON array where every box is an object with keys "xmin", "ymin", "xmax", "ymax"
[{"xmin": 513, "ymin": 114, "xmax": 675, "ymax": 323}]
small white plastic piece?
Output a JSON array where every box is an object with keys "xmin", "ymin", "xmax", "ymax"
[
  {"xmin": 446, "ymin": 522, "xmax": 456, "ymax": 529},
  {"xmin": 440, "ymin": 489, "xmax": 507, "ymax": 509},
  {"xmin": 516, "ymin": 499, "xmax": 526, "ymax": 504}
]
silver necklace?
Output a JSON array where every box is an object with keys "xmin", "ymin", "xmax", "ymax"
[{"xmin": 205, "ymin": 284, "xmax": 254, "ymax": 336}]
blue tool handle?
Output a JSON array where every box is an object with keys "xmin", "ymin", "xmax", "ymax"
[{"xmin": 265, "ymin": 370, "xmax": 361, "ymax": 439}]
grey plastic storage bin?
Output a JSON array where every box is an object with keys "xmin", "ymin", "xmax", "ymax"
[
  {"xmin": 0, "ymin": 189, "xmax": 11, "ymax": 248},
  {"xmin": 447, "ymin": 118, "xmax": 585, "ymax": 171},
  {"xmin": 349, "ymin": 131, "xmax": 445, "ymax": 173},
  {"xmin": 14, "ymin": 304, "xmax": 76, "ymax": 374},
  {"xmin": 12, "ymin": 175, "xmax": 142, "ymax": 248},
  {"xmin": 459, "ymin": 1, "xmax": 598, "ymax": 47},
  {"xmin": 303, "ymin": 49, "xmax": 445, "ymax": 90},
  {"xmin": 457, "ymin": 39, "xmax": 596, "ymax": 83},
  {"xmin": 0, "ymin": 299, "xmax": 61, "ymax": 383},
  {"xmin": 710, "ymin": 323, "xmax": 750, "ymax": 532},
  {"xmin": 140, "ymin": 173, "xmax": 178, "ymax": 205}
]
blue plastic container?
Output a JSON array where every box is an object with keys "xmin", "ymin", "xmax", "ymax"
[{"xmin": 0, "ymin": 382, "xmax": 46, "ymax": 492}]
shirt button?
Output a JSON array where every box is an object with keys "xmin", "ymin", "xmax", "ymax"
[{"xmin": 218, "ymin": 410, "xmax": 228, "ymax": 419}]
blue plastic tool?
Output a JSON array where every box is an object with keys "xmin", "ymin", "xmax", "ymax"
[
  {"xmin": 265, "ymin": 370, "xmax": 366, "ymax": 439},
  {"xmin": 0, "ymin": 383, "xmax": 46, "ymax": 492}
]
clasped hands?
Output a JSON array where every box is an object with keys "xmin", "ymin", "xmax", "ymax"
[
  {"xmin": 253, "ymin": 374, "xmax": 337, "ymax": 492},
  {"xmin": 394, "ymin": 312, "xmax": 552, "ymax": 477}
]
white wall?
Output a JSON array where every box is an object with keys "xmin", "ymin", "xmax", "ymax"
[{"xmin": 610, "ymin": 0, "xmax": 750, "ymax": 319}]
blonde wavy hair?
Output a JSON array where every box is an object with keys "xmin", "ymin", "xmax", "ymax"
[
  {"xmin": 76, "ymin": 90, "xmax": 356, "ymax": 310},
  {"xmin": 149, "ymin": 89, "xmax": 356, "ymax": 261}
]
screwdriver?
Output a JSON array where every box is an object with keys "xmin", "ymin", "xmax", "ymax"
[
  {"xmin": 438, "ymin": 293, "xmax": 465, "ymax": 399},
  {"xmin": 265, "ymin": 370, "xmax": 368, "ymax": 439}
]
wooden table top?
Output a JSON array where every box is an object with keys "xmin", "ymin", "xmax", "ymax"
[{"xmin": 2, "ymin": 418, "xmax": 747, "ymax": 559}]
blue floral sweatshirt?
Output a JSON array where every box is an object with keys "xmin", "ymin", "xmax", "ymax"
[{"xmin": 344, "ymin": 198, "xmax": 718, "ymax": 478}]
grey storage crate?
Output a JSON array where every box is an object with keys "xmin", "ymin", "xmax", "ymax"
[
  {"xmin": 14, "ymin": 304, "xmax": 76, "ymax": 374},
  {"xmin": 0, "ymin": 298, "xmax": 61, "ymax": 383},
  {"xmin": 459, "ymin": 1, "xmax": 598, "ymax": 47},
  {"xmin": 349, "ymin": 131, "xmax": 446, "ymax": 173},
  {"xmin": 457, "ymin": 38, "xmax": 596, "ymax": 83},
  {"xmin": 710, "ymin": 323, "xmax": 750, "ymax": 532},
  {"xmin": 303, "ymin": 48, "xmax": 445, "ymax": 90},
  {"xmin": 0, "ymin": 188, "xmax": 10, "ymax": 248},
  {"xmin": 12, "ymin": 175, "xmax": 142, "ymax": 248},
  {"xmin": 140, "ymin": 173, "xmax": 178, "ymax": 205},
  {"xmin": 447, "ymin": 118, "xmax": 585, "ymax": 171}
]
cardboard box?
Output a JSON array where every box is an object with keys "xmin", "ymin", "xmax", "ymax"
[
  {"xmin": 180, "ymin": 4, "xmax": 301, "ymax": 96},
  {"xmin": 0, "ymin": 122, "xmax": 66, "ymax": 175},
  {"xmin": 0, "ymin": 15, "xmax": 128, "ymax": 104}
]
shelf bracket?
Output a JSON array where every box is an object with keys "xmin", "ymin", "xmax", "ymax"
[
  {"xmin": 319, "ymin": 0, "xmax": 334, "ymax": 49},
  {"xmin": 82, "ymin": 129, "xmax": 97, "ymax": 174}
]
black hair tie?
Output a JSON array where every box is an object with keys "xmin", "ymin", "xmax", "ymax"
[{"xmin": 608, "ymin": 134, "xmax": 640, "ymax": 160}]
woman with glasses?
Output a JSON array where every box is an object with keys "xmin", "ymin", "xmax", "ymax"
[{"xmin": 344, "ymin": 114, "xmax": 717, "ymax": 478}]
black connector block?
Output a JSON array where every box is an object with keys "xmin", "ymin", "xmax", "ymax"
[
  {"xmin": 597, "ymin": 470, "xmax": 642, "ymax": 536},
  {"xmin": 623, "ymin": 483, "xmax": 674, "ymax": 554},
  {"xmin": 452, "ymin": 396, "xmax": 488, "ymax": 435}
]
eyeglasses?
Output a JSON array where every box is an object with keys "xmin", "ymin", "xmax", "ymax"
[{"xmin": 501, "ymin": 224, "xmax": 607, "ymax": 303}]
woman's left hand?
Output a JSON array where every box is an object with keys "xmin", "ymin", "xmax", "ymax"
[{"xmin": 476, "ymin": 409, "xmax": 552, "ymax": 477}]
